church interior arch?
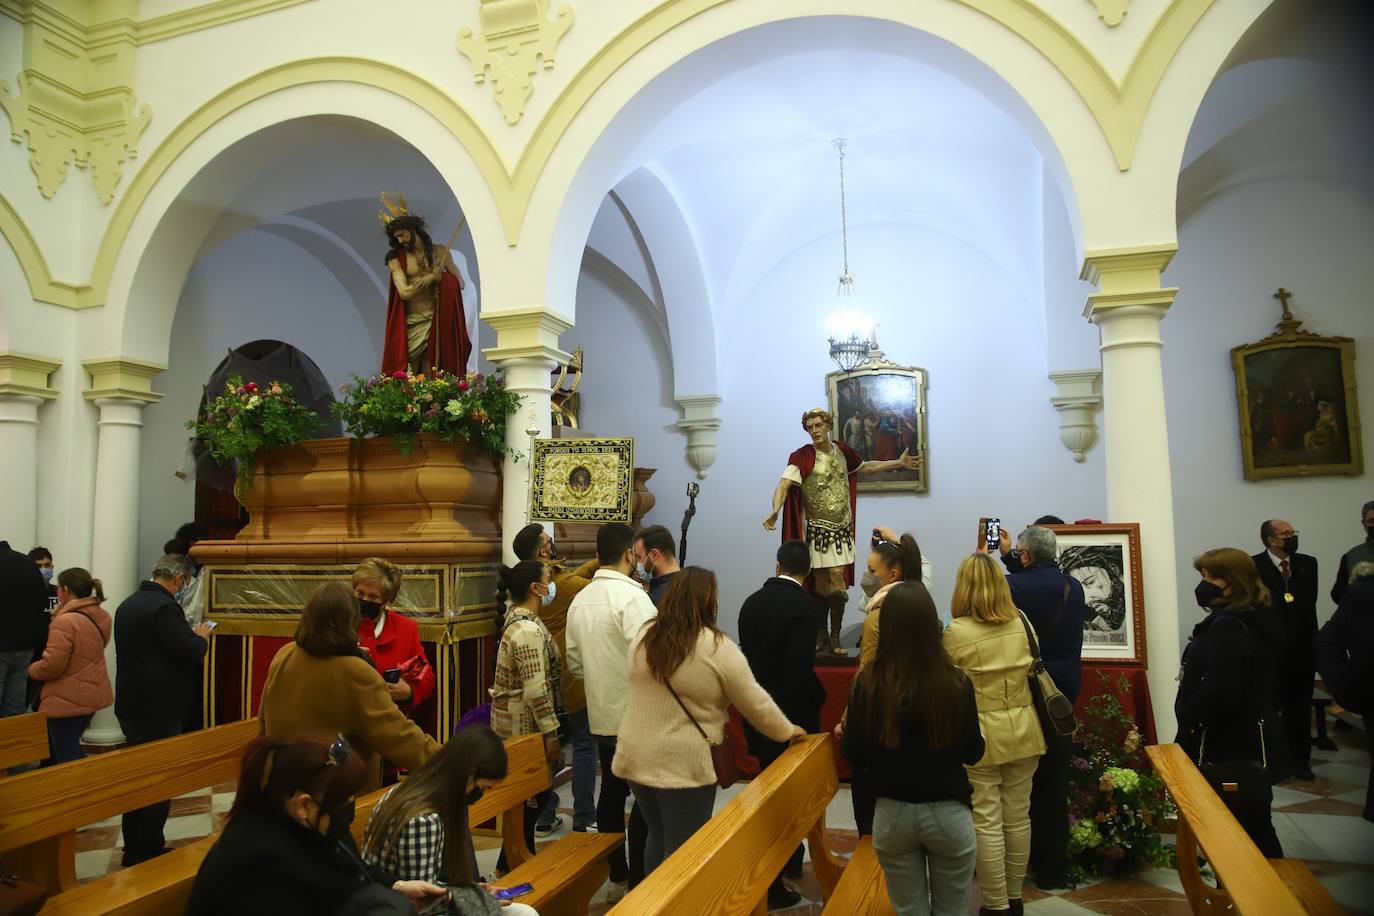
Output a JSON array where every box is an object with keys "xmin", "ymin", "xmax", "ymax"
[{"xmin": 125, "ymin": 114, "xmax": 483, "ymax": 575}]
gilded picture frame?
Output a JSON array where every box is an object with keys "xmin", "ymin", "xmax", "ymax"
[
  {"xmin": 530, "ymin": 437, "xmax": 635, "ymax": 523},
  {"xmin": 1232, "ymin": 313, "xmax": 1363, "ymax": 481},
  {"xmin": 827, "ymin": 356, "xmax": 928, "ymax": 493},
  {"xmin": 1045, "ymin": 523, "xmax": 1146, "ymax": 667}
]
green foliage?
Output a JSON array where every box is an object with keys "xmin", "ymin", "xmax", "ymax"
[
  {"xmin": 330, "ymin": 367, "xmax": 522, "ymax": 457},
  {"xmin": 1066, "ymin": 673, "xmax": 1177, "ymax": 884},
  {"xmin": 186, "ymin": 375, "xmax": 321, "ymax": 485}
]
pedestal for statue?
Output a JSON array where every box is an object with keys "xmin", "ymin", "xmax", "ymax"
[{"xmin": 190, "ymin": 434, "xmax": 655, "ymax": 740}]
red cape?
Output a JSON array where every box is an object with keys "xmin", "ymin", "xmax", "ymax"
[
  {"xmin": 781, "ymin": 441, "xmax": 862, "ymax": 587},
  {"xmin": 382, "ymin": 250, "xmax": 472, "ymax": 376}
]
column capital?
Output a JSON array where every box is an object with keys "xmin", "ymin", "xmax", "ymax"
[
  {"xmin": 1079, "ymin": 244, "xmax": 1177, "ymax": 287},
  {"xmin": 0, "ymin": 351, "xmax": 61, "ymax": 399},
  {"xmin": 481, "ymin": 306, "xmax": 573, "ymax": 365},
  {"xmin": 82, "ymin": 356, "xmax": 165, "ymax": 403}
]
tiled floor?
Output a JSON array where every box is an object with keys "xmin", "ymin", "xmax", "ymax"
[{"xmin": 76, "ymin": 725, "xmax": 1373, "ymax": 914}]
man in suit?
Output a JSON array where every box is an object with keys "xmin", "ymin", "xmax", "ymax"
[
  {"xmin": 1254, "ymin": 518, "xmax": 1319, "ymax": 780},
  {"xmin": 738, "ymin": 539, "xmax": 826, "ymax": 909}
]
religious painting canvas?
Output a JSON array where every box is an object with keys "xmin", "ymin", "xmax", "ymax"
[
  {"xmin": 827, "ymin": 357, "xmax": 928, "ymax": 493},
  {"xmin": 1232, "ymin": 292, "xmax": 1363, "ymax": 481},
  {"xmin": 1046, "ymin": 523, "xmax": 1146, "ymax": 666},
  {"xmin": 530, "ymin": 437, "xmax": 635, "ymax": 523}
]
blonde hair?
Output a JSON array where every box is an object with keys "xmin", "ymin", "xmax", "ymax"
[
  {"xmin": 353, "ymin": 557, "xmax": 403, "ymax": 603},
  {"xmin": 1193, "ymin": 547, "xmax": 1270, "ymax": 610},
  {"xmin": 950, "ymin": 553, "xmax": 1019, "ymax": 624}
]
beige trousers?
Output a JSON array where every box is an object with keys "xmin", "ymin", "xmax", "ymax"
[{"xmin": 966, "ymin": 754, "xmax": 1040, "ymax": 910}]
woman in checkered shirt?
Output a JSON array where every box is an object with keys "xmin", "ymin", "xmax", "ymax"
[{"xmin": 362, "ymin": 726, "xmax": 539, "ymax": 914}]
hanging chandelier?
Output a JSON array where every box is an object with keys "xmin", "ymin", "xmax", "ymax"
[{"xmin": 826, "ymin": 139, "xmax": 874, "ymax": 372}]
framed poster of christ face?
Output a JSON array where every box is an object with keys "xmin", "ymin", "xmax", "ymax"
[
  {"xmin": 1047, "ymin": 523, "xmax": 1146, "ymax": 666},
  {"xmin": 827, "ymin": 358, "xmax": 928, "ymax": 493},
  {"xmin": 530, "ymin": 437, "xmax": 635, "ymax": 523}
]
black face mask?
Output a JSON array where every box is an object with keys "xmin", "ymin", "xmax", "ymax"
[
  {"xmin": 1365, "ymin": 523, "xmax": 1374, "ymax": 542},
  {"xmin": 358, "ymin": 599, "xmax": 382, "ymax": 620},
  {"xmin": 1194, "ymin": 580, "xmax": 1225, "ymax": 609},
  {"xmin": 465, "ymin": 786, "xmax": 484, "ymax": 805},
  {"xmin": 318, "ymin": 799, "xmax": 356, "ymax": 842},
  {"xmin": 546, "ymin": 540, "xmax": 559, "ymax": 561},
  {"xmin": 1281, "ymin": 535, "xmax": 1299, "ymax": 554}
]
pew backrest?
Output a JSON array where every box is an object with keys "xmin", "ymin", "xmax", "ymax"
[
  {"xmin": 610, "ymin": 734, "xmax": 838, "ymax": 916},
  {"xmin": 1146, "ymin": 743, "xmax": 1304, "ymax": 915},
  {"xmin": 0, "ymin": 718, "xmax": 259, "ymax": 853},
  {"xmin": 0, "ymin": 711, "xmax": 47, "ymax": 770}
]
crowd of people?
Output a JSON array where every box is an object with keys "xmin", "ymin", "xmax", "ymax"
[{"xmin": 1, "ymin": 497, "xmax": 1372, "ymax": 915}]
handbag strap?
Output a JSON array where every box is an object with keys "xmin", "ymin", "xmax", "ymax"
[
  {"xmin": 664, "ymin": 679, "xmax": 710, "ymax": 743},
  {"xmin": 1016, "ymin": 611, "xmax": 1043, "ymax": 661}
]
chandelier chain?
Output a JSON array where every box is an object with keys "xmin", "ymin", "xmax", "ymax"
[{"xmin": 835, "ymin": 138, "xmax": 849, "ymax": 278}]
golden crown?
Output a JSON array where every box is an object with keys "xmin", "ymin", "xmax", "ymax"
[{"xmin": 377, "ymin": 192, "xmax": 410, "ymax": 228}]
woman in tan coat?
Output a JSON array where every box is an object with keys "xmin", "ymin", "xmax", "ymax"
[
  {"xmin": 259, "ymin": 582, "xmax": 438, "ymax": 790},
  {"xmin": 942, "ymin": 553, "xmax": 1045, "ymax": 916},
  {"xmin": 28, "ymin": 568, "xmax": 113, "ymax": 764}
]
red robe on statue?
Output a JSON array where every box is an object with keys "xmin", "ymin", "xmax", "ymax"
[
  {"xmin": 780, "ymin": 441, "xmax": 862, "ymax": 587},
  {"xmin": 381, "ymin": 250, "xmax": 472, "ymax": 376}
]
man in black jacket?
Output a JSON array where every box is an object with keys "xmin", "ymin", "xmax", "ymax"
[
  {"xmin": 114, "ymin": 553, "xmax": 212, "ymax": 865},
  {"xmin": 1253, "ymin": 519, "xmax": 1319, "ymax": 780},
  {"xmin": 998, "ymin": 525, "xmax": 1086, "ymax": 890},
  {"xmin": 1331, "ymin": 500, "xmax": 1374, "ymax": 604},
  {"xmin": 0, "ymin": 540, "xmax": 49, "ymax": 723},
  {"xmin": 1314, "ymin": 563, "xmax": 1374, "ymax": 821},
  {"xmin": 738, "ymin": 539, "xmax": 825, "ymax": 909}
]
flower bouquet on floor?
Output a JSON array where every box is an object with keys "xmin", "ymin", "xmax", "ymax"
[
  {"xmin": 1066, "ymin": 672, "xmax": 1177, "ymax": 883},
  {"xmin": 188, "ymin": 375, "xmax": 321, "ymax": 486},
  {"xmin": 331, "ymin": 368, "xmax": 521, "ymax": 456}
]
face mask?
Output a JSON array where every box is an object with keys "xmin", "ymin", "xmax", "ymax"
[
  {"xmin": 323, "ymin": 799, "xmax": 356, "ymax": 841},
  {"xmin": 1194, "ymin": 580, "xmax": 1225, "ymax": 609},
  {"xmin": 1365, "ymin": 523, "xmax": 1374, "ymax": 541},
  {"xmin": 40, "ymin": 568, "xmax": 53, "ymax": 583},
  {"xmin": 465, "ymin": 786, "xmax": 484, "ymax": 805},
  {"xmin": 635, "ymin": 561, "xmax": 650, "ymax": 582},
  {"xmin": 174, "ymin": 579, "xmax": 192, "ymax": 605},
  {"xmin": 1281, "ymin": 535, "xmax": 1299, "ymax": 554},
  {"xmin": 358, "ymin": 599, "xmax": 382, "ymax": 620},
  {"xmin": 860, "ymin": 570, "xmax": 882, "ymax": 597},
  {"xmin": 546, "ymin": 540, "xmax": 559, "ymax": 561},
  {"xmin": 541, "ymin": 581, "xmax": 557, "ymax": 607}
]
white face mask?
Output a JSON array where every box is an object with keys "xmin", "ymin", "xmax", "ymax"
[{"xmin": 541, "ymin": 580, "xmax": 557, "ymax": 607}]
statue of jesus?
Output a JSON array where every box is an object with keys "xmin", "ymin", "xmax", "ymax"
[
  {"xmin": 379, "ymin": 195, "xmax": 471, "ymax": 376},
  {"xmin": 764, "ymin": 407, "xmax": 921, "ymax": 655}
]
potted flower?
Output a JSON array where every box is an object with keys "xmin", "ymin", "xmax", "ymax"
[
  {"xmin": 331, "ymin": 368, "xmax": 521, "ymax": 457},
  {"xmin": 187, "ymin": 375, "xmax": 322, "ymax": 486}
]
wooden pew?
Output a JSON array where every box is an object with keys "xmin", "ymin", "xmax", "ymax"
[
  {"xmin": 1147, "ymin": 743, "xmax": 1342, "ymax": 915},
  {"xmin": 0, "ymin": 711, "xmax": 48, "ymax": 770},
  {"xmin": 0, "ymin": 718, "xmax": 258, "ymax": 910},
  {"xmin": 821, "ymin": 837, "xmax": 890, "ymax": 914},
  {"xmin": 42, "ymin": 732, "xmax": 621, "ymax": 916},
  {"xmin": 607, "ymin": 734, "xmax": 844, "ymax": 916}
]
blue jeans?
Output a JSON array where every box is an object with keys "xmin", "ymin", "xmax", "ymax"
[
  {"xmin": 872, "ymin": 797, "xmax": 977, "ymax": 916},
  {"xmin": 539, "ymin": 708, "xmax": 596, "ymax": 826},
  {"xmin": 628, "ymin": 782, "xmax": 716, "ymax": 875},
  {"xmin": 47, "ymin": 714, "xmax": 92, "ymax": 765},
  {"xmin": 0, "ymin": 649, "xmax": 32, "ymax": 718}
]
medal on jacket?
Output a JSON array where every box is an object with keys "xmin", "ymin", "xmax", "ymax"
[{"xmin": 1283, "ymin": 592, "xmax": 1294, "ymax": 603}]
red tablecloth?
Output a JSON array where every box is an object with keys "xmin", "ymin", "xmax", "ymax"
[{"xmin": 726, "ymin": 662, "xmax": 1158, "ymax": 780}]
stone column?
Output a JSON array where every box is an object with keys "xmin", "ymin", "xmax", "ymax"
[
  {"xmin": 82, "ymin": 358, "xmax": 164, "ymax": 745},
  {"xmin": 0, "ymin": 353, "xmax": 61, "ymax": 548},
  {"xmin": 675, "ymin": 395, "xmax": 722, "ymax": 479},
  {"xmin": 1082, "ymin": 245, "xmax": 1180, "ymax": 741},
  {"xmin": 482, "ymin": 307, "xmax": 571, "ymax": 565}
]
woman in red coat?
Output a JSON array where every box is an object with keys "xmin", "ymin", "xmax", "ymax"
[
  {"xmin": 352, "ymin": 558, "xmax": 435, "ymax": 714},
  {"xmin": 28, "ymin": 568, "xmax": 113, "ymax": 764}
]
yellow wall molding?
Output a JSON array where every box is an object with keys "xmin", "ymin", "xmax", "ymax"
[
  {"xmin": 0, "ymin": 0, "xmax": 151, "ymax": 202},
  {"xmin": 456, "ymin": 0, "xmax": 575, "ymax": 125},
  {"xmin": 82, "ymin": 355, "xmax": 165, "ymax": 402},
  {"xmin": 1088, "ymin": 0, "xmax": 1130, "ymax": 27},
  {"xmin": 481, "ymin": 304, "xmax": 573, "ymax": 362},
  {"xmin": 0, "ymin": 191, "xmax": 91, "ymax": 306},
  {"xmin": 0, "ymin": 0, "xmax": 313, "ymax": 46},
  {"xmin": 1081, "ymin": 243, "xmax": 1178, "ymax": 319},
  {"xmin": 0, "ymin": 350, "xmax": 61, "ymax": 399}
]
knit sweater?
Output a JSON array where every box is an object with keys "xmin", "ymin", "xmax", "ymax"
[{"xmin": 613, "ymin": 627, "xmax": 795, "ymax": 789}]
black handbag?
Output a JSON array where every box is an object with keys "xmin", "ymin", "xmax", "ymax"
[
  {"xmin": 1017, "ymin": 610, "xmax": 1078, "ymax": 738},
  {"xmin": 1197, "ymin": 719, "xmax": 1273, "ymax": 813}
]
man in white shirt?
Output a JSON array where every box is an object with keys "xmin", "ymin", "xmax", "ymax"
[{"xmin": 565, "ymin": 522, "xmax": 656, "ymax": 896}]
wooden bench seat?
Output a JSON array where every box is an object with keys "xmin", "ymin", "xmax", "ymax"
[
  {"xmin": 821, "ymin": 836, "xmax": 891, "ymax": 915},
  {"xmin": 608, "ymin": 734, "xmax": 842, "ymax": 915},
  {"xmin": 0, "ymin": 711, "xmax": 48, "ymax": 771}
]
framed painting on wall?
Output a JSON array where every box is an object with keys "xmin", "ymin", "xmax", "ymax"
[
  {"xmin": 1046, "ymin": 523, "xmax": 1146, "ymax": 666},
  {"xmin": 1232, "ymin": 293, "xmax": 1363, "ymax": 481},
  {"xmin": 530, "ymin": 436, "xmax": 635, "ymax": 523},
  {"xmin": 826, "ymin": 355, "xmax": 928, "ymax": 493}
]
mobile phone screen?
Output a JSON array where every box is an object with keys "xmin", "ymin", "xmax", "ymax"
[
  {"xmin": 383, "ymin": 668, "xmax": 402, "ymax": 684},
  {"xmin": 494, "ymin": 883, "xmax": 533, "ymax": 901},
  {"xmin": 985, "ymin": 518, "xmax": 1001, "ymax": 549},
  {"xmin": 205, "ymin": 620, "xmax": 219, "ymax": 630}
]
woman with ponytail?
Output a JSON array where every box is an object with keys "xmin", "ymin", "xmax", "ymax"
[
  {"xmin": 27, "ymin": 568, "xmax": 112, "ymax": 764},
  {"xmin": 188, "ymin": 734, "xmax": 446, "ymax": 916},
  {"xmin": 490, "ymin": 560, "xmax": 562, "ymax": 865},
  {"xmin": 858, "ymin": 526, "xmax": 932, "ymax": 668}
]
